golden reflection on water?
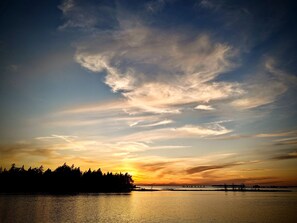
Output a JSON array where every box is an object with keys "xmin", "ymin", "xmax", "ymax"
[{"xmin": 0, "ymin": 191, "xmax": 297, "ymax": 222}]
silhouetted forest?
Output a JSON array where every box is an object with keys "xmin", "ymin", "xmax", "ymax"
[{"xmin": 0, "ymin": 163, "xmax": 134, "ymax": 193}]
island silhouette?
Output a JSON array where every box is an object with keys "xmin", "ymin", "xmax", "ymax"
[{"xmin": 0, "ymin": 163, "xmax": 134, "ymax": 193}]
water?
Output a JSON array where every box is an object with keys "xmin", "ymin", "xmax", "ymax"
[{"xmin": 1, "ymin": 191, "xmax": 296, "ymax": 223}]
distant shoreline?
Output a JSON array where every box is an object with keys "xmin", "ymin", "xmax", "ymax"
[
  {"xmin": 0, "ymin": 189, "xmax": 292, "ymax": 195},
  {"xmin": 133, "ymin": 188, "xmax": 292, "ymax": 192},
  {"xmin": 0, "ymin": 192, "xmax": 132, "ymax": 195}
]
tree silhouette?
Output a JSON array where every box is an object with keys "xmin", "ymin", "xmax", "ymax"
[{"xmin": 0, "ymin": 163, "xmax": 134, "ymax": 193}]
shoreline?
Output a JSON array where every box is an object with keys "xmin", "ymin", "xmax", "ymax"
[{"xmin": 133, "ymin": 188, "xmax": 292, "ymax": 192}]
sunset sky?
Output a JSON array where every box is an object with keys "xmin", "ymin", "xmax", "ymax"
[{"xmin": 0, "ymin": 0, "xmax": 297, "ymax": 185}]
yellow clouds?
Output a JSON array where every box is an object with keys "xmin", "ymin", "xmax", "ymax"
[{"xmin": 2, "ymin": 132, "xmax": 297, "ymax": 185}]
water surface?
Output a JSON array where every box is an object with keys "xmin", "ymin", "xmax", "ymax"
[{"xmin": 1, "ymin": 191, "xmax": 296, "ymax": 222}]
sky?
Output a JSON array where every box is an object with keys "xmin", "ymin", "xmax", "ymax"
[{"xmin": 0, "ymin": 0, "xmax": 297, "ymax": 185}]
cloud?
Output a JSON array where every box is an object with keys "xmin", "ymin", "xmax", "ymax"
[
  {"xmin": 135, "ymin": 119, "xmax": 174, "ymax": 128},
  {"xmin": 272, "ymin": 152, "xmax": 297, "ymax": 160},
  {"xmin": 104, "ymin": 141, "xmax": 149, "ymax": 153},
  {"xmin": 0, "ymin": 143, "xmax": 56, "ymax": 159},
  {"xmin": 0, "ymin": 143, "xmax": 60, "ymax": 168},
  {"xmin": 117, "ymin": 123, "xmax": 232, "ymax": 143},
  {"xmin": 58, "ymin": 0, "xmax": 117, "ymax": 30},
  {"xmin": 186, "ymin": 163, "xmax": 239, "ymax": 174},
  {"xmin": 145, "ymin": 0, "xmax": 166, "ymax": 13},
  {"xmin": 59, "ymin": 100, "xmax": 128, "ymax": 114},
  {"xmin": 62, "ymin": 2, "xmax": 295, "ymax": 115},
  {"xmin": 269, "ymin": 148, "xmax": 297, "ymax": 161},
  {"xmin": 176, "ymin": 123, "xmax": 231, "ymax": 136},
  {"xmin": 198, "ymin": 0, "xmax": 286, "ymax": 52},
  {"xmin": 256, "ymin": 130, "xmax": 297, "ymax": 138},
  {"xmin": 194, "ymin": 104, "xmax": 215, "ymax": 110},
  {"xmin": 35, "ymin": 135, "xmax": 86, "ymax": 150},
  {"xmin": 35, "ymin": 135, "xmax": 78, "ymax": 142},
  {"xmin": 213, "ymin": 129, "xmax": 297, "ymax": 141},
  {"xmin": 60, "ymin": 1, "xmax": 296, "ymax": 116},
  {"xmin": 231, "ymin": 58, "xmax": 295, "ymax": 109},
  {"xmin": 199, "ymin": 0, "xmax": 217, "ymax": 9},
  {"xmin": 137, "ymin": 161, "xmax": 174, "ymax": 172},
  {"xmin": 274, "ymin": 139, "xmax": 297, "ymax": 146},
  {"xmin": 53, "ymin": 100, "xmax": 177, "ymax": 130},
  {"xmin": 7, "ymin": 64, "xmax": 19, "ymax": 72},
  {"xmin": 73, "ymin": 21, "xmax": 242, "ymax": 114},
  {"xmin": 34, "ymin": 134, "xmax": 106, "ymax": 153}
]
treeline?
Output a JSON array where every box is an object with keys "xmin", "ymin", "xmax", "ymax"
[{"xmin": 0, "ymin": 163, "xmax": 134, "ymax": 193}]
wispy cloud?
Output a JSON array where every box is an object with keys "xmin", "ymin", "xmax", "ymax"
[
  {"xmin": 194, "ymin": 105, "xmax": 215, "ymax": 111},
  {"xmin": 117, "ymin": 123, "xmax": 232, "ymax": 143},
  {"xmin": 231, "ymin": 58, "xmax": 295, "ymax": 109},
  {"xmin": 186, "ymin": 163, "xmax": 239, "ymax": 174},
  {"xmin": 58, "ymin": 0, "xmax": 117, "ymax": 30},
  {"xmin": 35, "ymin": 134, "xmax": 78, "ymax": 142},
  {"xmin": 59, "ymin": 100, "xmax": 128, "ymax": 114},
  {"xmin": 0, "ymin": 143, "xmax": 56, "ymax": 159},
  {"xmin": 271, "ymin": 151, "xmax": 297, "ymax": 160},
  {"xmin": 273, "ymin": 138, "xmax": 297, "ymax": 146},
  {"xmin": 35, "ymin": 134, "xmax": 85, "ymax": 150},
  {"xmin": 73, "ymin": 21, "xmax": 242, "ymax": 114},
  {"xmin": 58, "ymin": 0, "xmax": 297, "ymax": 119},
  {"xmin": 256, "ymin": 130, "xmax": 297, "ymax": 138},
  {"xmin": 136, "ymin": 161, "xmax": 177, "ymax": 172},
  {"xmin": 214, "ymin": 130, "xmax": 297, "ymax": 141},
  {"xmin": 135, "ymin": 119, "xmax": 174, "ymax": 128}
]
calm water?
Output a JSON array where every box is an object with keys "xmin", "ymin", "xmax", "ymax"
[{"xmin": 1, "ymin": 191, "xmax": 297, "ymax": 223}]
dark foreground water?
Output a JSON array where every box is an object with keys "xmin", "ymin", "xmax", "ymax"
[{"xmin": 1, "ymin": 191, "xmax": 297, "ymax": 223}]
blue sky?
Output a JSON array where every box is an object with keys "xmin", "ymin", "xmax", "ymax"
[{"xmin": 0, "ymin": 0, "xmax": 297, "ymax": 185}]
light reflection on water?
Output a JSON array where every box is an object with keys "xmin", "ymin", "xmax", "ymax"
[{"xmin": 0, "ymin": 191, "xmax": 296, "ymax": 223}]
